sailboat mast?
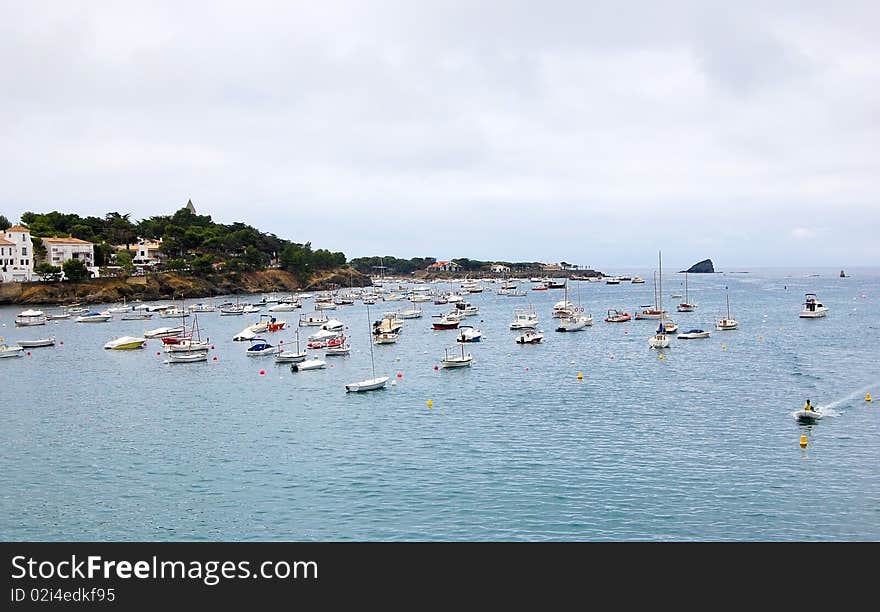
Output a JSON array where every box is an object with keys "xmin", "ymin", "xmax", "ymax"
[
  {"xmin": 658, "ymin": 251, "xmax": 663, "ymax": 318},
  {"xmin": 366, "ymin": 302, "xmax": 376, "ymax": 378}
]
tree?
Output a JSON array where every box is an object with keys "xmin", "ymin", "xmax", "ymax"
[
  {"xmin": 165, "ymin": 258, "xmax": 186, "ymax": 271},
  {"xmin": 0, "ymin": 215, "xmax": 10, "ymax": 230},
  {"xmin": 115, "ymin": 250, "xmax": 135, "ymax": 274},
  {"xmin": 35, "ymin": 263, "xmax": 62, "ymax": 282},
  {"xmin": 62, "ymin": 258, "xmax": 89, "ymax": 281},
  {"xmin": 190, "ymin": 254, "xmax": 215, "ymax": 276}
]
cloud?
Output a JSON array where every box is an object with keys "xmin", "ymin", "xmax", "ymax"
[{"xmin": 791, "ymin": 227, "xmax": 816, "ymax": 240}]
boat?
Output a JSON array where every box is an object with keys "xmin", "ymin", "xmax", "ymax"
[
  {"xmin": 793, "ymin": 401, "xmax": 824, "ymax": 423},
  {"xmin": 677, "ymin": 272, "xmax": 696, "ymax": 312},
  {"xmin": 678, "ymin": 329, "xmax": 710, "ymax": 339},
  {"xmin": 799, "ymin": 293, "xmax": 829, "ymax": 318},
  {"xmin": 325, "ymin": 344, "xmax": 351, "ymax": 356},
  {"xmin": 604, "ymin": 309, "xmax": 631, "ymax": 323},
  {"xmin": 45, "ymin": 312, "xmax": 71, "ymax": 320},
  {"xmin": 144, "ymin": 325, "xmax": 185, "ymax": 339},
  {"xmin": 321, "ymin": 318, "xmax": 345, "ymax": 332},
  {"xmin": 509, "ymin": 306, "xmax": 539, "ymax": 330},
  {"xmin": 189, "ymin": 302, "xmax": 216, "ymax": 313},
  {"xmin": 17, "ymin": 337, "xmax": 55, "ymax": 348},
  {"xmin": 552, "ymin": 299, "xmax": 575, "ymax": 318},
  {"xmin": 374, "ymin": 331, "xmax": 399, "ymax": 345},
  {"xmin": 0, "ymin": 344, "xmax": 24, "ymax": 358},
  {"xmin": 299, "ymin": 312, "xmax": 329, "ymax": 327},
  {"xmin": 104, "ymin": 336, "xmax": 147, "ymax": 350},
  {"xmin": 15, "ymin": 309, "xmax": 47, "ymax": 326},
  {"xmin": 648, "ymin": 251, "xmax": 671, "ymax": 349},
  {"xmin": 432, "ymin": 313, "xmax": 461, "ymax": 330},
  {"xmin": 165, "ymin": 350, "xmax": 208, "ymax": 363},
  {"xmin": 454, "ymin": 302, "xmax": 480, "ymax": 317},
  {"xmin": 164, "ymin": 313, "xmax": 210, "ymax": 352},
  {"xmin": 515, "ymin": 330, "xmax": 544, "ymax": 344},
  {"xmin": 715, "ymin": 293, "xmax": 739, "ymax": 330},
  {"xmin": 268, "ymin": 302, "xmax": 300, "ymax": 312},
  {"xmin": 275, "ymin": 328, "xmax": 309, "ymax": 363},
  {"xmin": 631, "ymin": 276, "xmax": 646, "ymax": 284},
  {"xmin": 554, "ymin": 280, "xmax": 592, "ymax": 331},
  {"xmin": 440, "ymin": 344, "xmax": 473, "ymax": 368},
  {"xmin": 399, "ymin": 304, "xmax": 423, "ymax": 319},
  {"xmin": 291, "ymin": 358, "xmax": 327, "ymax": 371},
  {"xmin": 220, "ymin": 304, "xmax": 246, "ymax": 315},
  {"xmin": 121, "ymin": 312, "xmax": 153, "ymax": 320},
  {"xmin": 245, "ymin": 338, "xmax": 279, "ymax": 356},
  {"xmin": 242, "ymin": 304, "xmax": 262, "ymax": 313},
  {"xmin": 840, "ymin": 270, "xmax": 846, "ymax": 278},
  {"xmin": 345, "ymin": 302, "xmax": 388, "ymax": 392},
  {"xmin": 661, "ymin": 320, "xmax": 678, "ymax": 334},
  {"xmin": 531, "ymin": 284, "xmax": 549, "ymax": 291},
  {"xmin": 605, "ymin": 277, "xmax": 621, "ymax": 285},
  {"xmin": 106, "ymin": 301, "xmax": 133, "ymax": 313},
  {"xmin": 456, "ymin": 325, "xmax": 482, "ymax": 343},
  {"xmin": 75, "ymin": 312, "xmax": 112, "ymax": 323},
  {"xmin": 159, "ymin": 306, "xmax": 189, "ymax": 319},
  {"xmin": 547, "ymin": 280, "xmax": 566, "ymax": 289}
]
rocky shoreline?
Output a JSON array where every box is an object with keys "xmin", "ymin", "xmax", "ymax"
[{"xmin": 0, "ymin": 268, "xmax": 371, "ymax": 306}]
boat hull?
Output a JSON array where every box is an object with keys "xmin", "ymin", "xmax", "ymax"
[
  {"xmin": 794, "ymin": 409, "xmax": 823, "ymax": 423},
  {"xmin": 345, "ymin": 376, "xmax": 389, "ymax": 392}
]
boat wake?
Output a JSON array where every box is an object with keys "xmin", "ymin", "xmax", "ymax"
[{"xmin": 813, "ymin": 382, "xmax": 878, "ymax": 415}]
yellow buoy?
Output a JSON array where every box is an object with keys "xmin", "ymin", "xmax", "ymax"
[
  {"xmin": 427, "ymin": 399, "xmax": 433, "ymax": 408},
  {"xmin": 577, "ymin": 372, "xmax": 583, "ymax": 380},
  {"xmin": 721, "ymin": 344, "xmax": 727, "ymax": 350},
  {"xmin": 658, "ymin": 353, "xmax": 665, "ymax": 360},
  {"xmin": 799, "ymin": 435, "xmax": 808, "ymax": 449},
  {"xmin": 758, "ymin": 335, "xmax": 764, "ymax": 340},
  {"xmin": 866, "ymin": 393, "xmax": 872, "ymax": 402}
]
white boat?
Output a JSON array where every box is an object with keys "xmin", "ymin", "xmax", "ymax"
[
  {"xmin": 121, "ymin": 311, "xmax": 153, "ymax": 320},
  {"xmin": 677, "ymin": 329, "xmax": 710, "ymax": 339},
  {"xmin": 246, "ymin": 338, "xmax": 279, "ymax": 356},
  {"xmin": 454, "ymin": 303, "xmax": 480, "ymax": 317},
  {"xmin": 325, "ymin": 344, "xmax": 351, "ymax": 356},
  {"xmin": 631, "ymin": 276, "xmax": 646, "ymax": 284},
  {"xmin": 606, "ymin": 277, "xmax": 621, "ymax": 285},
  {"xmin": 661, "ymin": 320, "xmax": 678, "ymax": 334},
  {"xmin": 516, "ymin": 330, "xmax": 544, "ymax": 344},
  {"xmin": 164, "ymin": 313, "xmax": 210, "ymax": 352},
  {"xmin": 144, "ymin": 325, "xmax": 185, "ymax": 339},
  {"xmin": 75, "ymin": 312, "xmax": 112, "ymax": 323},
  {"xmin": 159, "ymin": 307, "xmax": 189, "ymax": 319},
  {"xmin": 399, "ymin": 306, "xmax": 423, "ymax": 319},
  {"xmin": 345, "ymin": 302, "xmax": 388, "ymax": 392},
  {"xmin": 648, "ymin": 251, "xmax": 671, "ymax": 349},
  {"xmin": 715, "ymin": 293, "xmax": 739, "ymax": 330},
  {"xmin": 456, "ymin": 325, "xmax": 482, "ymax": 343},
  {"xmin": 431, "ymin": 313, "xmax": 461, "ymax": 330},
  {"xmin": 374, "ymin": 331, "xmax": 399, "ymax": 345},
  {"xmin": 165, "ymin": 350, "xmax": 209, "ymax": 363},
  {"xmin": 308, "ymin": 328, "xmax": 342, "ymax": 342},
  {"xmin": 275, "ymin": 327, "xmax": 308, "ymax": 363},
  {"xmin": 440, "ymin": 344, "xmax": 473, "ymax": 368},
  {"xmin": 15, "ymin": 309, "xmax": 47, "ymax": 326},
  {"xmin": 800, "ymin": 293, "xmax": 829, "ymax": 318},
  {"xmin": 0, "ymin": 344, "xmax": 24, "ymax": 358},
  {"xmin": 322, "ymin": 319, "xmax": 345, "ymax": 332},
  {"xmin": 46, "ymin": 312, "xmax": 71, "ymax": 320},
  {"xmin": 677, "ymin": 273, "xmax": 696, "ymax": 312},
  {"xmin": 510, "ymin": 307, "xmax": 539, "ymax": 330},
  {"xmin": 106, "ymin": 304, "xmax": 133, "ymax": 313},
  {"xmin": 17, "ymin": 337, "xmax": 55, "ymax": 348},
  {"xmin": 552, "ymin": 300, "xmax": 575, "ymax": 318},
  {"xmin": 794, "ymin": 401, "xmax": 824, "ymax": 423},
  {"xmin": 555, "ymin": 313, "xmax": 593, "ymax": 332},
  {"xmin": 291, "ymin": 358, "xmax": 327, "ymax": 371},
  {"xmin": 268, "ymin": 302, "xmax": 300, "ymax": 312},
  {"xmin": 189, "ymin": 302, "xmax": 217, "ymax": 313},
  {"xmin": 299, "ymin": 312, "xmax": 329, "ymax": 327},
  {"xmin": 242, "ymin": 304, "xmax": 262, "ymax": 313},
  {"xmin": 220, "ymin": 304, "xmax": 246, "ymax": 315},
  {"xmin": 104, "ymin": 336, "xmax": 147, "ymax": 350}
]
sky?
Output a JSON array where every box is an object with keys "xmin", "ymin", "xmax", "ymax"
[{"xmin": 1, "ymin": 0, "xmax": 878, "ymax": 270}]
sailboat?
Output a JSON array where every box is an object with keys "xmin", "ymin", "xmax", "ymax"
[
  {"xmin": 345, "ymin": 303, "xmax": 389, "ymax": 392},
  {"xmin": 555, "ymin": 277, "xmax": 593, "ymax": 332},
  {"xmin": 635, "ymin": 272, "xmax": 666, "ymax": 319},
  {"xmin": 440, "ymin": 344, "xmax": 473, "ymax": 368},
  {"xmin": 677, "ymin": 272, "xmax": 696, "ymax": 312},
  {"xmin": 274, "ymin": 327, "xmax": 308, "ymax": 363},
  {"xmin": 715, "ymin": 292, "xmax": 739, "ymax": 330},
  {"xmin": 649, "ymin": 251, "xmax": 671, "ymax": 349},
  {"xmin": 164, "ymin": 312, "xmax": 210, "ymax": 353}
]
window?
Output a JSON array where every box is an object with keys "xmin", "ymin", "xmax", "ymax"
[{"xmin": 21, "ymin": 247, "xmax": 27, "ymax": 256}]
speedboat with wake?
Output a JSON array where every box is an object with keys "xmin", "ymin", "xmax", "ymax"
[{"xmin": 793, "ymin": 401, "xmax": 824, "ymax": 423}]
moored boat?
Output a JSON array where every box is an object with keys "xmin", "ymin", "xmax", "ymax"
[
  {"xmin": 15, "ymin": 309, "xmax": 47, "ymax": 326},
  {"xmin": 104, "ymin": 336, "xmax": 147, "ymax": 350},
  {"xmin": 17, "ymin": 337, "xmax": 55, "ymax": 348}
]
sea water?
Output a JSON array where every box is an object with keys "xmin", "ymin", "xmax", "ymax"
[{"xmin": 1, "ymin": 267, "xmax": 879, "ymax": 541}]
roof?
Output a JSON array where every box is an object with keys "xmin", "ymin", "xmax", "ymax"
[
  {"xmin": 41, "ymin": 236, "xmax": 94, "ymax": 245},
  {"xmin": 5, "ymin": 225, "xmax": 29, "ymax": 233},
  {"xmin": 0, "ymin": 238, "xmax": 14, "ymax": 246}
]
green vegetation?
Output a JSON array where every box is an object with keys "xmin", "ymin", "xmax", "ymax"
[
  {"xmin": 349, "ymin": 256, "xmax": 436, "ymax": 275},
  {"xmin": 16, "ymin": 206, "xmax": 347, "ymax": 279},
  {"xmin": 34, "ymin": 263, "xmax": 62, "ymax": 282},
  {"xmin": 62, "ymin": 259, "xmax": 90, "ymax": 281},
  {"xmin": 0, "ymin": 215, "xmax": 10, "ymax": 231}
]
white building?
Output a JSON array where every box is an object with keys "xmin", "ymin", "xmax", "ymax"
[
  {"xmin": 0, "ymin": 225, "xmax": 35, "ymax": 282},
  {"xmin": 490, "ymin": 264, "xmax": 511, "ymax": 274},
  {"xmin": 132, "ymin": 239, "xmax": 167, "ymax": 266},
  {"xmin": 41, "ymin": 236, "xmax": 96, "ymax": 271},
  {"xmin": 427, "ymin": 260, "xmax": 461, "ymax": 272}
]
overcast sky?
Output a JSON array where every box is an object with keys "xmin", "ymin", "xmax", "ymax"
[{"xmin": 2, "ymin": 1, "xmax": 878, "ymax": 269}]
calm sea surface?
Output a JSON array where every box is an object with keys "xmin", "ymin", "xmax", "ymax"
[{"xmin": 2, "ymin": 267, "xmax": 879, "ymax": 541}]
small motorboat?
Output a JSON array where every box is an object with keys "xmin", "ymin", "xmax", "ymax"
[
  {"xmin": 121, "ymin": 312, "xmax": 153, "ymax": 320},
  {"xmin": 793, "ymin": 406, "xmax": 824, "ymax": 423},
  {"xmin": 555, "ymin": 314, "xmax": 593, "ymax": 332},
  {"xmin": 0, "ymin": 344, "xmax": 24, "ymax": 358},
  {"xmin": 246, "ymin": 338, "xmax": 279, "ymax": 356},
  {"xmin": 631, "ymin": 277, "xmax": 646, "ymax": 284},
  {"xmin": 46, "ymin": 312, "xmax": 71, "ymax": 320},
  {"xmin": 432, "ymin": 314, "xmax": 461, "ymax": 330},
  {"xmin": 515, "ymin": 331, "xmax": 544, "ymax": 344},
  {"xmin": 17, "ymin": 337, "xmax": 55, "ymax": 348},
  {"xmin": 144, "ymin": 325, "xmax": 185, "ymax": 339},
  {"xmin": 104, "ymin": 336, "xmax": 147, "ymax": 350},
  {"xmin": 345, "ymin": 376, "xmax": 388, "ymax": 392},
  {"xmin": 76, "ymin": 312, "xmax": 112, "ymax": 323},
  {"xmin": 799, "ymin": 293, "xmax": 829, "ymax": 318},
  {"xmin": 677, "ymin": 329, "xmax": 710, "ymax": 339},
  {"xmin": 662, "ymin": 320, "xmax": 678, "ymax": 334},
  {"xmin": 291, "ymin": 358, "xmax": 327, "ymax": 372},
  {"xmin": 374, "ymin": 332, "xmax": 399, "ymax": 345},
  {"xmin": 14, "ymin": 309, "xmax": 47, "ymax": 326},
  {"xmin": 604, "ymin": 309, "xmax": 631, "ymax": 323},
  {"xmin": 456, "ymin": 325, "xmax": 482, "ymax": 343},
  {"xmin": 509, "ymin": 308, "xmax": 539, "ymax": 330}
]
